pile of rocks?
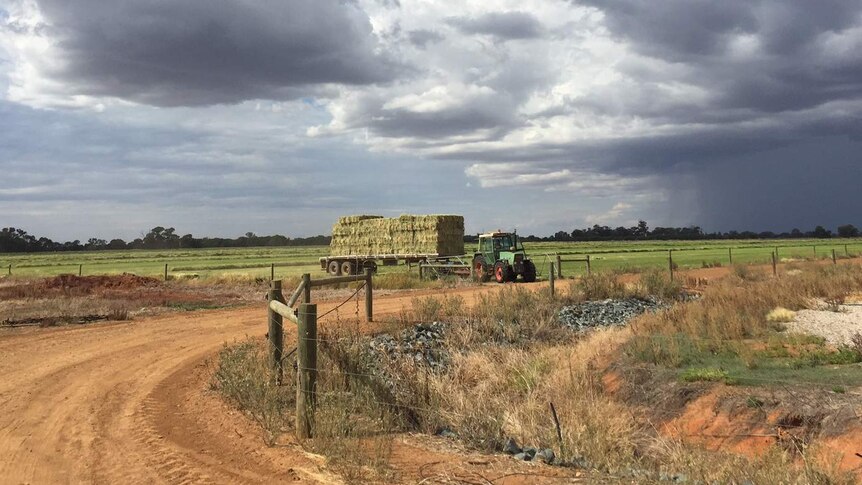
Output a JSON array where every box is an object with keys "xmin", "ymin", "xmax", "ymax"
[
  {"xmin": 368, "ymin": 321, "xmax": 447, "ymax": 371},
  {"xmin": 558, "ymin": 298, "xmax": 662, "ymax": 331},
  {"xmin": 504, "ymin": 438, "xmax": 555, "ymax": 464}
]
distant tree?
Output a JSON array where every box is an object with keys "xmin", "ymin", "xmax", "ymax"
[
  {"xmin": 107, "ymin": 239, "xmax": 127, "ymax": 250},
  {"xmin": 837, "ymin": 224, "xmax": 859, "ymax": 238},
  {"xmin": 635, "ymin": 220, "xmax": 649, "ymax": 239},
  {"xmin": 812, "ymin": 225, "xmax": 832, "ymax": 238},
  {"xmin": 790, "ymin": 228, "xmax": 803, "ymax": 238},
  {"xmin": 85, "ymin": 238, "xmax": 107, "ymax": 250}
]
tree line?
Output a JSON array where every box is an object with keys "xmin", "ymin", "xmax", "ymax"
[
  {"xmin": 0, "ymin": 226, "xmax": 331, "ymax": 253},
  {"xmin": 2, "ymin": 222, "xmax": 860, "ymax": 253}
]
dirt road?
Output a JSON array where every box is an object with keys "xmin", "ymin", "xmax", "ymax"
[{"xmin": 0, "ymin": 283, "xmax": 533, "ymax": 484}]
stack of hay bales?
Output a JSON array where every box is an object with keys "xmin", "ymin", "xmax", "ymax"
[{"xmin": 330, "ymin": 215, "xmax": 464, "ymax": 256}]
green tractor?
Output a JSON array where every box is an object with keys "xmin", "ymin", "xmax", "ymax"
[{"xmin": 472, "ymin": 231, "xmax": 537, "ymax": 283}]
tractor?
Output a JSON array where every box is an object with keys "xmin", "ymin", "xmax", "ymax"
[{"xmin": 472, "ymin": 231, "xmax": 537, "ymax": 283}]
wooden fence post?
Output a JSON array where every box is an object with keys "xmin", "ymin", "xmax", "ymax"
[
  {"xmin": 813, "ymin": 245, "xmax": 817, "ymax": 258},
  {"xmin": 586, "ymin": 254, "xmax": 591, "ymax": 275},
  {"xmin": 365, "ymin": 268, "xmax": 373, "ymax": 322},
  {"xmin": 268, "ymin": 280, "xmax": 285, "ymax": 385},
  {"xmin": 668, "ymin": 250, "xmax": 674, "ymax": 282},
  {"xmin": 296, "ymin": 302, "xmax": 317, "ymax": 439},
  {"xmin": 164, "ymin": 263, "xmax": 168, "ymax": 281},
  {"xmin": 78, "ymin": 264, "xmax": 82, "ymax": 277},
  {"xmin": 728, "ymin": 247, "xmax": 733, "ymax": 265},
  {"xmin": 556, "ymin": 254, "xmax": 563, "ymax": 278},
  {"xmin": 845, "ymin": 244, "xmax": 849, "ymax": 257},
  {"xmin": 302, "ymin": 273, "xmax": 311, "ymax": 304},
  {"xmin": 832, "ymin": 249, "xmax": 837, "ymax": 264},
  {"xmin": 7, "ymin": 264, "xmax": 10, "ymax": 276},
  {"xmin": 775, "ymin": 247, "xmax": 779, "ymax": 260},
  {"xmin": 549, "ymin": 262, "xmax": 555, "ymax": 298},
  {"xmin": 271, "ymin": 263, "xmax": 275, "ymax": 281},
  {"xmin": 772, "ymin": 253, "xmax": 778, "ymax": 276}
]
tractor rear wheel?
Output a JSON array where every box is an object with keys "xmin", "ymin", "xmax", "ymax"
[
  {"xmin": 522, "ymin": 260, "xmax": 537, "ymax": 282},
  {"xmin": 473, "ymin": 256, "xmax": 490, "ymax": 282},
  {"xmin": 494, "ymin": 261, "xmax": 509, "ymax": 283},
  {"xmin": 328, "ymin": 260, "xmax": 341, "ymax": 276}
]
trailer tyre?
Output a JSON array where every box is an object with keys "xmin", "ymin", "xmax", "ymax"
[
  {"xmin": 522, "ymin": 260, "xmax": 537, "ymax": 283},
  {"xmin": 473, "ymin": 256, "xmax": 490, "ymax": 282},
  {"xmin": 328, "ymin": 260, "xmax": 342, "ymax": 276},
  {"xmin": 340, "ymin": 260, "xmax": 355, "ymax": 276}
]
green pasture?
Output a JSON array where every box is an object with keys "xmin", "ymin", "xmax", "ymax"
[{"xmin": 1, "ymin": 238, "xmax": 861, "ymax": 280}]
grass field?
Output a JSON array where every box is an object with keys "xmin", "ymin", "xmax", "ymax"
[{"xmin": 1, "ymin": 238, "xmax": 861, "ymax": 279}]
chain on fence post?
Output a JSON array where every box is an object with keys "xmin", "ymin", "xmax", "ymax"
[
  {"xmin": 365, "ymin": 267, "xmax": 373, "ymax": 323},
  {"xmin": 549, "ymin": 262, "xmax": 555, "ymax": 298},
  {"xmin": 268, "ymin": 280, "xmax": 285, "ymax": 385},
  {"xmin": 296, "ymin": 302, "xmax": 317, "ymax": 439}
]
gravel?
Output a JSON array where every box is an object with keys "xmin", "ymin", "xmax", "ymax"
[
  {"xmin": 557, "ymin": 297, "xmax": 663, "ymax": 331},
  {"xmin": 786, "ymin": 304, "xmax": 862, "ymax": 346},
  {"xmin": 368, "ymin": 321, "xmax": 447, "ymax": 371}
]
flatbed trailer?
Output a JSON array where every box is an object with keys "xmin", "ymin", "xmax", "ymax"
[{"xmin": 319, "ymin": 253, "xmax": 469, "ymax": 276}]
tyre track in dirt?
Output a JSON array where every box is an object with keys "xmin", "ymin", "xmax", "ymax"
[{"xmin": 0, "ymin": 283, "xmax": 519, "ymax": 484}]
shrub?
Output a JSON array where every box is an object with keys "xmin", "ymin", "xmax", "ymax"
[
  {"xmin": 766, "ymin": 307, "xmax": 796, "ymax": 323},
  {"xmin": 681, "ymin": 367, "xmax": 729, "ymax": 383},
  {"xmin": 636, "ymin": 268, "xmax": 683, "ymax": 301},
  {"xmin": 576, "ymin": 271, "xmax": 627, "ymax": 300}
]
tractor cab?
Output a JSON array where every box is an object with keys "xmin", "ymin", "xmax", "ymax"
[{"xmin": 472, "ymin": 231, "xmax": 536, "ymax": 283}]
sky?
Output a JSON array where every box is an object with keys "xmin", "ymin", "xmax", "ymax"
[{"xmin": 1, "ymin": 0, "xmax": 861, "ymax": 241}]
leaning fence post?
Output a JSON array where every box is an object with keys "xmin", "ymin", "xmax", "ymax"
[
  {"xmin": 668, "ymin": 250, "xmax": 674, "ymax": 282},
  {"xmin": 556, "ymin": 254, "xmax": 563, "ymax": 278},
  {"xmin": 302, "ymin": 273, "xmax": 311, "ymax": 304},
  {"xmin": 365, "ymin": 267, "xmax": 373, "ymax": 322},
  {"xmin": 296, "ymin": 302, "xmax": 317, "ymax": 439},
  {"xmin": 586, "ymin": 254, "xmax": 591, "ymax": 275},
  {"xmin": 549, "ymin": 262, "xmax": 555, "ymax": 297},
  {"xmin": 268, "ymin": 280, "xmax": 285, "ymax": 384},
  {"xmin": 772, "ymin": 251, "xmax": 777, "ymax": 277}
]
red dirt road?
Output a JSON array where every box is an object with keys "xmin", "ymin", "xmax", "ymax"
[{"xmin": 0, "ymin": 282, "xmax": 569, "ymax": 484}]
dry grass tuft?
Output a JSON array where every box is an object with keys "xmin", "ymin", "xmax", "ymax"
[{"xmin": 766, "ymin": 307, "xmax": 797, "ymax": 323}]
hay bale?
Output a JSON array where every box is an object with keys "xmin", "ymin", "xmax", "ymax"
[{"xmin": 330, "ymin": 214, "xmax": 464, "ymax": 256}]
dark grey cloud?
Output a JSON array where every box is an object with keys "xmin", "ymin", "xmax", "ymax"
[
  {"xmin": 32, "ymin": 0, "xmax": 401, "ymax": 106},
  {"xmin": 580, "ymin": 0, "xmax": 862, "ymax": 114},
  {"xmin": 408, "ymin": 29, "xmax": 445, "ymax": 49},
  {"xmin": 447, "ymin": 11, "xmax": 544, "ymax": 40}
]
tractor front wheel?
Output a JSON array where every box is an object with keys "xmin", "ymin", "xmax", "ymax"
[
  {"xmin": 473, "ymin": 256, "xmax": 490, "ymax": 282},
  {"xmin": 494, "ymin": 261, "xmax": 509, "ymax": 283}
]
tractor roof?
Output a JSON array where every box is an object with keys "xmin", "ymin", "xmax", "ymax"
[{"xmin": 479, "ymin": 231, "xmax": 514, "ymax": 238}]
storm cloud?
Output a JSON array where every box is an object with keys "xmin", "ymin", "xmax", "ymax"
[
  {"xmin": 2, "ymin": 0, "xmax": 862, "ymax": 238},
  {"xmin": 6, "ymin": 0, "xmax": 399, "ymax": 106}
]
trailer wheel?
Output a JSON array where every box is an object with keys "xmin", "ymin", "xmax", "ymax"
[
  {"xmin": 340, "ymin": 260, "xmax": 355, "ymax": 276},
  {"xmin": 328, "ymin": 260, "xmax": 341, "ymax": 276},
  {"xmin": 473, "ymin": 256, "xmax": 490, "ymax": 282}
]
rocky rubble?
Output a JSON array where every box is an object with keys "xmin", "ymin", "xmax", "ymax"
[
  {"xmin": 368, "ymin": 321, "xmax": 447, "ymax": 371},
  {"xmin": 557, "ymin": 297, "xmax": 663, "ymax": 331}
]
